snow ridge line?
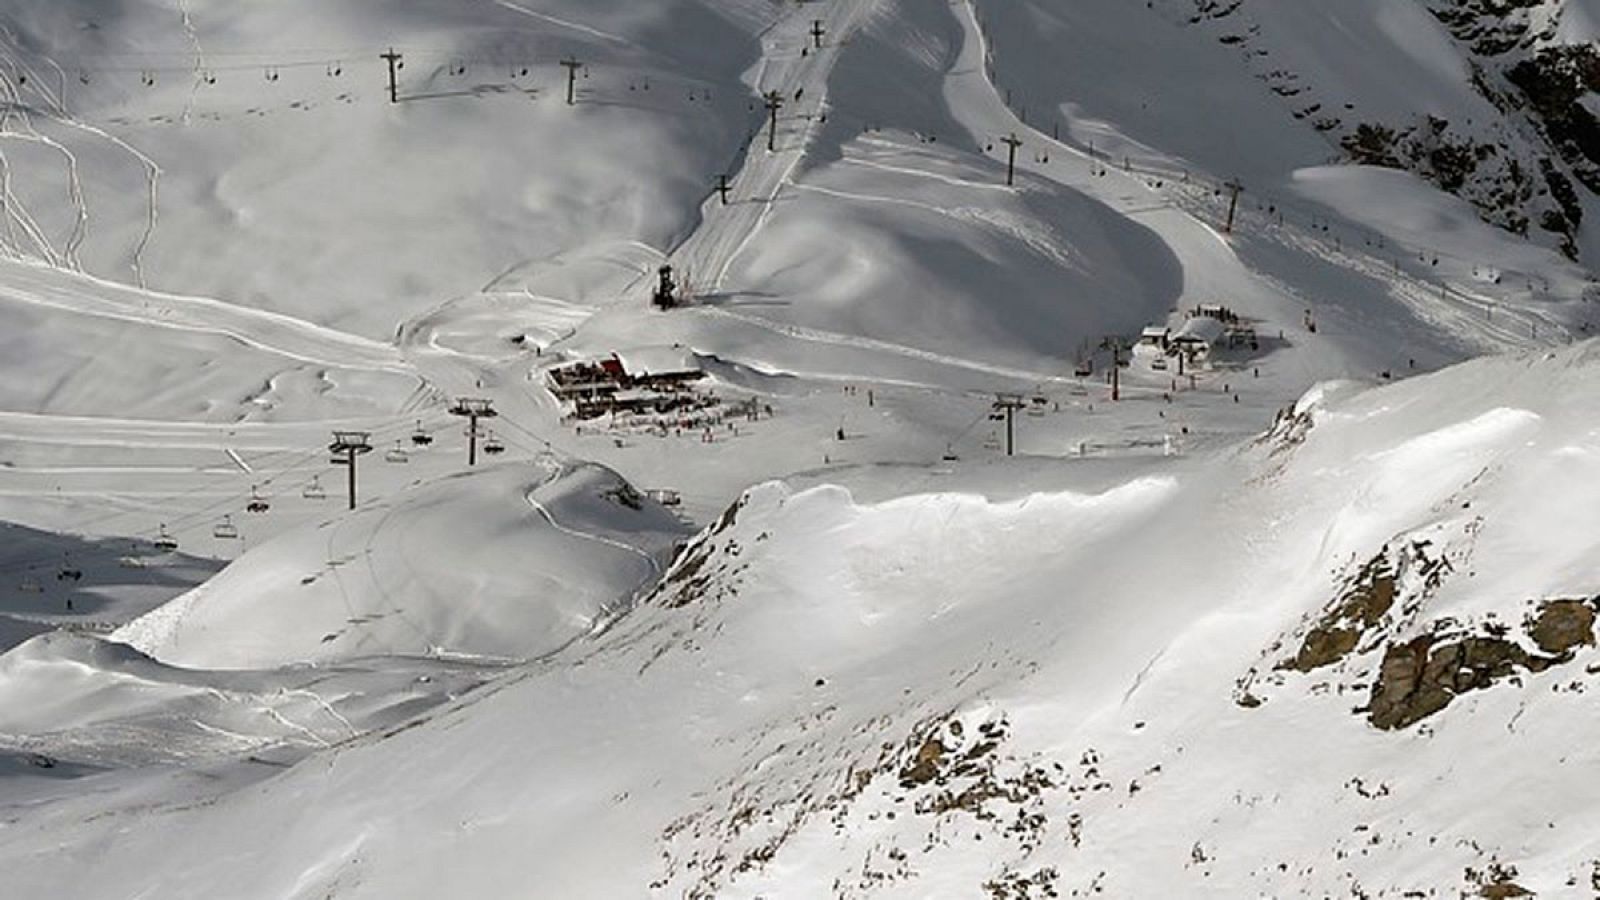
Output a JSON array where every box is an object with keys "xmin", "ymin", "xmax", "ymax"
[{"xmin": 524, "ymin": 490, "xmax": 662, "ymax": 576}]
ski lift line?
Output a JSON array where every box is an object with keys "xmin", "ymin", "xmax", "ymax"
[
  {"xmin": 37, "ymin": 409, "xmax": 450, "ymax": 536},
  {"xmin": 24, "ymin": 48, "xmax": 644, "ymax": 83},
  {"xmin": 57, "ymin": 57, "xmax": 509, "ymax": 77},
  {"xmin": 142, "ymin": 408, "xmax": 452, "ymax": 531},
  {"xmin": 27, "ymin": 48, "xmax": 549, "ymax": 66},
  {"xmin": 5, "ymin": 409, "xmax": 448, "ymax": 568},
  {"xmin": 486, "ymin": 410, "xmax": 577, "ymax": 463},
  {"xmin": 949, "ymin": 405, "xmax": 996, "ymax": 447},
  {"xmin": 959, "ymin": 0, "xmax": 1579, "ymax": 323}
]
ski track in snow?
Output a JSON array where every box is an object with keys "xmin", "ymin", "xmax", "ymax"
[
  {"xmin": 524, "ymin": 485, "xmax": 662, "ymax": 577},
  {"xmin": 668, "ymin": 0, "xmax": 885, "ymax": 294},
  {"xmin": 0, "ymin": 24, "xmax": 161, "ymax": 286},
  {"xmin": 0, "ymin": 261, "xmax": 413, "ymax": 376},
  {"xmin": 487, "ymin": 0, "xmax": 633, "ymax": 47},
  {"xmin": 176, "ymin": 0, "xmax": 207, "ymax": 127}
]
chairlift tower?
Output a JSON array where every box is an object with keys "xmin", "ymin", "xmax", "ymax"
[
  {"xmin": 1000, "ymin": 133, "xmax": 1023, "ymax": 186},
  {"xmin": 992, "ymin": 393, "xmax": 1026, "ymax": 456},
  {"xmin": 449, "ymin": 398, "xmax": 498, "ymax": 466},
  {"xmin": 1223, "ymin": 179, "xmax": 1243, "ymax": 234},
  {"xmin": 652, "ymin": 265, "xmax": 679, "ymax": 309},
  {"xmin": 561, "ymin": 57, "xmax": 583, "ymax": 105},
  {"xmin": 764, "ymin": 90, "xmax": 784, "ymax": 151},
  {"xmin": 329, "ymin": 430, "xmax": 374, "ymax": 510},
  {"xmin": 1100, "ymin": 336, "xmax": 1129, "ymax": 401},
  {"xmin": 380, "ymin": 48, "xmax": 403, "ymax": 103}
]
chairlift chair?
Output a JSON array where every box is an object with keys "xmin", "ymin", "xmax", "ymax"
[
  {"xmin": 410, "ymin": 420, "xmax": 434, "ymax": 446},
  {"xmin": 213, "ymin": 515, "xmax": 240, "ymax": 540},
  {"xmin": 19, "ymin": 576, "xmax": 41, "ymax": 593},
  {"xmin": 942, "ymin": 445, "xmax": 960, "ymax": 462},
  {"xmin": 246, "ymin": 485, "xmax": 270, "ymax": 514},
  {"xmin": 153, "ymin": 524, "xmax": 179, "ymax": 552},
  {"xmin": 302, "ymin": 476, "xmax": 327, "ymax": 501},
  {"xmin": 385, "ymin": 440, "xmax": 410, "ymax": 464},
  {"xmin": 482, "ymin": 431, "xmax": 506, "ymax": 456}
]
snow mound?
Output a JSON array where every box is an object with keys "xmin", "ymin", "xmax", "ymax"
[
  {"xmin": 115, "ymin": 459, "xmax": 688, "ymax": 669},
  {"xmin": 0, "ymin": 630, "xmax": 497, "ymax": 767}
]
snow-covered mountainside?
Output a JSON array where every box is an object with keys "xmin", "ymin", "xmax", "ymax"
[
  {"xmin": 0, "ymin": 0, "xmax": 1597, "ymax": 896},
  {"xmin": 6, "ymin": 343, "xmax": 1600, "ymax": 898},
  {"xmin": 982, "ymin": 0, "xmax": 1600, "ymax": 259}
]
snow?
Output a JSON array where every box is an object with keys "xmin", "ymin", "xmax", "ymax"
[
  {"xmin": 116, "ymin": 458, "xmax": 688, "ymax": 669},
  {"xmin": 9, "ymin": 345, "xmax": 1600, "ymax": 896},
  {"xmin": 613, "ymin": 345, "xmax": 701, "ymax": 378},
  {"xmin": 1172, "ymin": 315, "xmax": 1225, "ymax": 346},
  {"xmin": 0, "ymin": 0, "xmax": 1597, "ymax": 896}
]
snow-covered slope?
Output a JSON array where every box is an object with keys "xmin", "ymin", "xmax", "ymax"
[
  {"xmin": 2, "ymin": 0, "xmax": 1599, "ymax": 895},
  {"xmin": 979, "ymin": 0, "xmax": 1600, "ymax": 260},
  {"xmin": 116, "ymin": 458, "xmax": 688, "ymax": 668},
  {"xmin": 5, "ymin": 342, "xmax": 1599, "ymax": 897},
  {"xmin": 0, "ymin": 0, "xmax": 769, "ymax": 338},
  {"xmin": 0, "ymin": 630, "xmax": 495, "ymax": 767}
]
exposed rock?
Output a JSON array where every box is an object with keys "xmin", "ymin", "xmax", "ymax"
[
  {"xmin": 1526, "ymin": 598, "xmax": 1597, "ymax": 655},
  {"xmin": 1467, "ymin": 860, "xmax": 1535, "ymax": 897},
  {"xmin": 1284, "ymin": 552, "xmax": 1400, "ymax": 672},
  {"xmin": 1367, "ymin": 635, "xmax": 1457, "ymax": 730},
  {"xmin": 1367, "ymin": 625, "xmax": 1576, "ymax": 730},
  {"xmin": 899, "ymin": 738, "xmax": 948, "ymax": 788},
  {"xmin": 1176, "ymin": 0, "xmax": 1597, "ymax": 259}
]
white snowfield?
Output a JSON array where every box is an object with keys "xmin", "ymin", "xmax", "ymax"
[
  {"xmin": 114, "ymin": 458, "xmax": 688, "ymax": 669},
  {"xmin": 0, "ymin": 0, "xmax": 1597, "ymax": 896},
  {"xmin": 4, "ymin": 345, "xmax": 1600, "ymax": 897}
]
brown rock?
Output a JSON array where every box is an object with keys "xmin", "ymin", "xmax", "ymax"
[
  {"xmin": 899, "ymin": 738, "xmax": 947, "ymax": 788},
  {"xmin": 1527, "ymin": 599, "xmax": 1596, "ymax": 655}
]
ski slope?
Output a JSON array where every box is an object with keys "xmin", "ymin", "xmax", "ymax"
[
  {"xmin": 5, "ymin": 344, "xmax": 1600, "ymax": 897},
  {"xmin": 0, "ymin": 0, "xmax": 1596, "ymax": 896}
]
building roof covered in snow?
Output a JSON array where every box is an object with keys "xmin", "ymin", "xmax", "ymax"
[
  {"xmin": 612, "ymin": 346, "xmax": 702, "ymax": 378},
  {"xmin": 1172, "ymin": 316, "xmax": 1226, "ymax": 346}
]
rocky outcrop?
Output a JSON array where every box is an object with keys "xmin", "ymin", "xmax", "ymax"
[
  {"xmin": 1248, "ymin": 521, "xmax": 1599, "ymax": 731},
  {"xmin": 1364, "ymin": 597, "xmax": 1598, "ymax": 730},
  {"xmin": 1506, "ymin": 45, "xmax": 1600, "ymax": 194},
  {"xmin": 1174, "ymin": 0, "xmax": 1596, "ymax": 259},
  {"xmin": 1285, "ymin": 553, "xmax": 1399, "ymax": 672}
]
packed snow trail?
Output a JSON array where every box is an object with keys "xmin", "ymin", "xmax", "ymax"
[
  {"xmin": 668, "ymin": 0, "xmax": 884, "ymax": 295},
  {"xmin": 0, "ymin": 259, "xmax": 414, "ymax": 376},
  {"xmin": 945, "ymin": 2, "xmax": 1335, "ymax": 353}
]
